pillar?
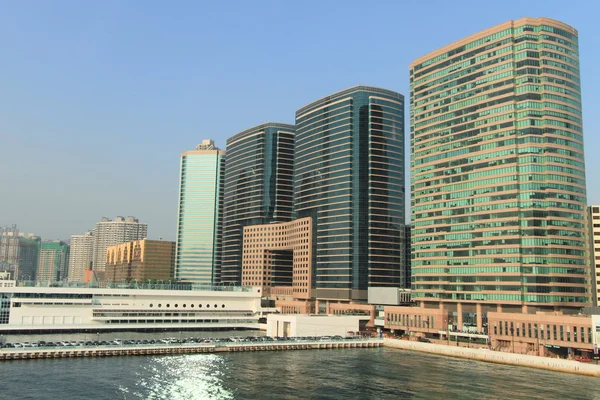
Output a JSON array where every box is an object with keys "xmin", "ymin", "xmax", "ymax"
[
  {"xmin": 497, "ymin": 304, "xmax": 503, "ymax": 313},
  {"xmin": 457, "ymin": 303, "xmax": 463, "ymax": 330},
  {"xmin": 522, "ymin": 304, "xmax": 528, "ymax": 314},
  {"xmin": 476, "ymin": 303, "xmax": 483, "ymax": 333}
]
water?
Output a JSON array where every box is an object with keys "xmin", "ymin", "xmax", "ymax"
[{"xmin": 1, "ymin": 347, "xmax": 599, "ymax": 399}]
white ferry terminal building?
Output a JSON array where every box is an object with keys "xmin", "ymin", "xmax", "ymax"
[{"xmin": 0, "ymin": 280, "xmax": 277, "ymax": 333}]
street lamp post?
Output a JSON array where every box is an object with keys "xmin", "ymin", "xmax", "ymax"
[
  {"xmin": 511, "ymin": 326, "xmax": 515, "ymax": 353},
  {"xmin": 538, "ymin": 325, "xmax": 544, "ymax": 356}
]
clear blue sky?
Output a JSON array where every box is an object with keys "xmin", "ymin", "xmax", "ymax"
[{"xmin": 1, "ymin": 0, "xmax": 598, "ymax": 241}]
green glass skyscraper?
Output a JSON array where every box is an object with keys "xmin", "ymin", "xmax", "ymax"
[
  {"xmin": 410, "ymin": 17, "xmax": 589, "ymax": 328},
  {"xmin": 295, "ymin": 86, "xmax": 406, "ymax": 303},
  {"xmin": 175, "ymin": 140, "xmax": 225, "ymax": 284}
]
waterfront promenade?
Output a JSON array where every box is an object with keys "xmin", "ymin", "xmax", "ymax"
[
  {"xmin": 385, "ymin": 338, "xmax": 600, "ymax": 378},
  {"xmin": 0, "ymin": 338, "xmax": 382, "ymax": 361}
]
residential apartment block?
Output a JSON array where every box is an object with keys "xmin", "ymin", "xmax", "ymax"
[
  {"xmin": 68, "ymin": 231, "xmax": 94, "ymax": 282},
  {"xmin": 92, "ymin": 216, "xmax": 147, "ymax": 271},
  {"xmin": 105, "ymin": 239, "xmax": 175, "ymax": 283}
]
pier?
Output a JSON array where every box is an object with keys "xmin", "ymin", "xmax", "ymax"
[{"xmin": 0, "ymin": 339, "xmax": 383, "ymax": 361}]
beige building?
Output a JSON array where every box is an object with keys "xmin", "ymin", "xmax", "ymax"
[
  {"xmin": 92, "ymin": 216, "xmax": 147, "ymax": 271},
  {"xmin": 266, "ymin": 314, "xmax": 368, "ymax": 338},
  {"xmin": 383, "ymin": 304, "xmax": 596, "ymax": 359},
  {"xmin": 105, "ymin": 239, "xmax": 175, "ymax": 283},
  {"xmin": 68, "ymin": 231, "xmax": 93, "ymax": 282},
  {"xmin": 242, "ymin": 217, "xmax": 312, "ymax": 311}
]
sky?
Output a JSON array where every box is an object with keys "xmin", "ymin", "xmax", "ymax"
[{"xmin": 1, "ymin": 0, "xmax": 598, "ymax": 241}]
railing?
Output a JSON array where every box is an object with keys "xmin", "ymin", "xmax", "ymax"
[{"xmin": 12, "ymin": 281, "xmax": 254, "ymax": 292}]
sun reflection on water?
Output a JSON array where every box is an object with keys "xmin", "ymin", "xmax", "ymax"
[{"xmin": 119, "ymin": 355, "xmax": 233, "ymax": 400}]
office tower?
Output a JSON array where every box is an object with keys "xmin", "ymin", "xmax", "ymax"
[
  {"xmin": 295, "ymin": 86, "xmax": 405, "ymax": 304},
  {"xmin": 106, "ymin": 239, "xmax": 175, "ymax": 283},
  {"xmin": 92, "ymin": 216, "xmax": 147, "ymax": 271},
  {"xmin": 68, "ymin": 231, "xmax": 94, "ymax": 282},
  {"xmin": 175, "ymin": 140, "xmax": 225, "ymax": 284},
  {"xmin": 404, "ymin": 225, "xmax": 412, "ymax": 289},
  {"xmin": 410, "ymin": 17, "xmax": 588, "ymax": 330},
  {"xmin": 221, "ymin": 123, "xmax": 295, "ymax": 285},
  {"xmin": 589, "ymin": 206, "xmax": 600, "ymax": 307},
  {"xmin": 36, "ymin": 241, "xmax": 69, "ymax": 281}
]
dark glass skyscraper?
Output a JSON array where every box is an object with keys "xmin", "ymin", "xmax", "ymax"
[
  {"xmin": 295, "ymin": 86, "xmax": 405, "ymax": 302},
  {"xmin": 221, "ymin": 123, "xmax": 295, "ymax": 285}
]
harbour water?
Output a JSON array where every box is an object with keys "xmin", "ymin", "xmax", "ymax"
[{"xmin": 1, "ymin": 346, "xmax": 599, "ymax": 399}]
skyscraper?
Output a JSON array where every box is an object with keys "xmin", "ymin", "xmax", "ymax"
[
  {"xmin": 175, "ymin": 140, "xmax": 225, "ymax": 284},
  {"xmin": 404, "ymin": 225, "xmax": 412, "ymax": 289},
  {"xmin": 410, "ymin": 17, "xmax": 588, "ymax": 329},
  {"xmin": 36, "ymin": 241, "xmax": 69, "ymax": 281},
  {"xmin": 294, "ymin": 86, "xmax": 405, "ymax": 304},
  {"xmin": 68, "ymin": 231, "xmax": 94, "ymax": 282},
  {"xmin": 14, "ymin": 236, "xmax": 41, "ymax": 281},
  {"xmin": 92, "ymin": 216, "xmax": 147, "ymax": 271},
  {"xmin": 221, "ymin": 123, "xmax": 295, "ymax": 285},
  {"xmin": 0, "ymin": 226, "xmax": 40, "ymax": 280},
  {"xmin": 588, "ymin": 206, "xmax": 600, "ymax": 307}
]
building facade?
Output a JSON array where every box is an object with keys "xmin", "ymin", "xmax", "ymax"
[
  {"xmin": 221, "ymin": 123, "xmax": 295, "ymax": 285},
  {"xmin": 0, "ymin": 280, "xmax": 273, "ymax": 332},
  {"xmin": 13, "ymin": 237, "xmax": 41, "ymax": 281},
  {"xmin": 242, "ymin": 217, "xmax": 312, "ymax": 301},
  {"xmin": 68, "ymin": 231, "xmax": 94, "ymax": 282},
  {"xmin": 0, "ymin": 232, "xmax": 40, "ymax": 280},
  {"xmin": 175, "ymin": 140, "xmax": 225, "ymax": 284},
  {"xmin": 106, "ymin": 239, "xmax": 175, "ymax": 283},
  {"xmin": 294, "ymin": 86, "xmax": 406, "ymax": 304},
  {"xmin": 92, "ymin": 217, "xmax": 147, "ymax": 271},
  {"xmin": 404, "ymin": 225, "xmax": 412, "ymax": 289},
  {"xmin": 410, "ymin": 17, "xmax": 589, "ymax": 329},
  {"xmin": 36, "ymin": 241, "xmax": 69, "ymax": 281},
  {"xmin": 589, "ymin": 206, "xmax": 600, "ymax": 307}
]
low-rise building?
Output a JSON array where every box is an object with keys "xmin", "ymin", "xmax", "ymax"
[
  {"xmin": 381, "ymin": 303, "xmax": 599, "ymax": 359},
  {"xmin": 0, "ymin": 280, "xmax": 274, "ymax": 332},
  {"xmin": 266, "ymin": 314, "xmax": 368, "ymax": 338}
]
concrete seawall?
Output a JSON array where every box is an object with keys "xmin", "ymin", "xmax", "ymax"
[{"xmin": 384, "ymin": 338, "xmax": 600, "ymax": 378}]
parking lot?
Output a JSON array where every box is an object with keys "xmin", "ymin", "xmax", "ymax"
[{"xmin": 1, "ymin": 335, "xmax": 372, "ymax": 350}]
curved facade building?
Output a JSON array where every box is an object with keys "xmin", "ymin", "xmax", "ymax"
[
  {"xmin": 410, "ymin": 17, "xmax": 589, "ymax": 325},
  {"xmin": 221, "ymin": 123, "xmax": 295, "ymax": 285},
  {"xmin": 295, "ymin": 86, "xmax": 405, "ymax": 303}
]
